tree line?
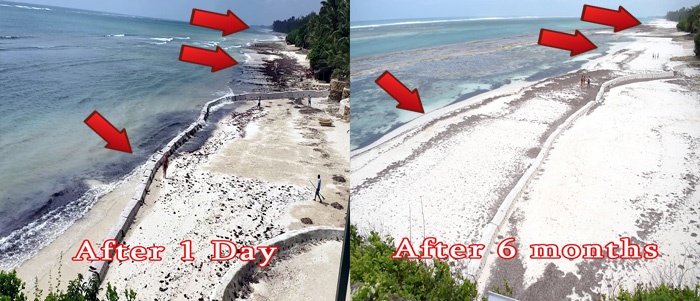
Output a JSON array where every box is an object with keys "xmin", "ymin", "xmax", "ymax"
[
  {"xmin": 666, "ymin": 4, "xmax": 700, "ymax": 56},
  {"xmin": 271, "ymin": 0, "xmax": 349, "ymax": 82}
]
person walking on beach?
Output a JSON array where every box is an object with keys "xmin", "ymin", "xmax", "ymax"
[
  {"xmin": 162, "ymin": 154, "xmax": 169, "ymax": 179},
  {"xmin": 581, "ymin": 75, "xmax": 585, "ymax": 88},
  {"xmin": 314, "ymin": 174, "xmax": 322, "ymax": 202},
  {"xmin": 308, "ymin": 95, "xmax": 312, "ymax": 107},
  {"xmin": 587, "ymin": 77, "xmax": 591, "ymax": 88},
  {"xmin": 257, "ymin": 96, "xmax": 261, "ymax": 108}
]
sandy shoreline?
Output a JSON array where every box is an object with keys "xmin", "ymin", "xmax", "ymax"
[
  {"xmin": 100, "ymin": 101, "xmax": 348, "ymax": 300},
  {"xmin": 16, "ymin": 41, "xmax": 349, "ymax": 299},
  {"xmin": 351, "ymin": 19, "xmax": 699, "ymax": 299}
]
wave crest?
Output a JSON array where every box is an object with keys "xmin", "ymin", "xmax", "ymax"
[{"xmin": 351, "ymin": 16, "xmax": 560, "ymax": 29}]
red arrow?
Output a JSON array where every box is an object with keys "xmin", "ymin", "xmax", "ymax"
[
  {"xmin": 190, "ymin": 9, "xmax": 249, "ymax": 36},
  {"xmin": 375, "ymin": 71, "xmax": 424, "ymax": 113},
  {"xmin": 84, "ymin": 111, "xmax": 132, "ymax": 154},
  {"xmin": 538, "ymin": 29, "xmax": 597, "ymax": 56},
  {"xmin": 581, "ymin": 5, "xmax": 641, "ymax": 32},
  {"xmin": 179, "ymin": 45, "xmax": 237, "ymax": 72}
]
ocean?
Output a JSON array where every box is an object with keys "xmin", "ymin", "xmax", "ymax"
[
  {"xmin": 350, "ymin": 16, "xmax": 652, "ymax": 151},
  {"xmin": 0, "ymin": 1, "xmax": 278, "ymax": 269}
]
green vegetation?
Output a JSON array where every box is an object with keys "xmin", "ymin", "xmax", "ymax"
[
  {"xmin": 349, "ymin": 225, "xmax": 700, "ymax": 301},
  {"xmin": 273, "ymin": 13, "xmax": 318, "ymax": 49},
  {"xmin": 667, "ymin": 5, "xmax": 700, "ymax": 56},
  {"xmin": 601, "ymin": 283, "xmax": 700, "ymax": 300},
  {"xmin": 349, "ymin": 226, "xmax": 478, "ymax": 301},
  {"xmin": 0, "ymin": 270, "xmax": 26, "ymax": 301},
  {"xmin": 271, "ymin": 16, "xmax": 308, "ymax": 35},
  {"xmin": 271, "ymin": 0, "xmax": 349, "ymax": 82},
  {"xmin": 0, "ymin": 269, "xmax": 135, "ymax": 301}
]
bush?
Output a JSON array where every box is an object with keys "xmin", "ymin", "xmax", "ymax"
[
  {"xmin": 601, "ymin": 283, "xmax": 700, "ymax": 300},
  {"xmin": 695, "ymin": 34, "xmax": 700, "ymax": 56},
  {"xmin": 350, "ymin": 226, "xmax": 478, "ymax": 301},
  {"xmin": 0, "ymin": 270, "xmax": 26, "ymax": 301},
  {"xmin": 0, "ymin": 270, "xmax": 135, "ymax": 301}
]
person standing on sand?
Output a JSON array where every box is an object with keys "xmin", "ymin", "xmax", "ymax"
[
  {"xmin": 308, "ymin": 95, "xmax": 312, "ymax": 107},
  {"xmin": 258, "ymin": 96, "xmax": 261, "ymax": 108},
  {"xmin": 587, "ymin": 77, "xmax": 591, "ymax": 88},
  {"xmin": 163, "ymin": 154, "xmax": 169, "ymax": 179},
  {"xmin": 581, "ymin": 75, "xmax": 585, "ymax": 88},
  {"xmin": 314, "ymin": 175, "xmax": 322, "ymax": 202}
]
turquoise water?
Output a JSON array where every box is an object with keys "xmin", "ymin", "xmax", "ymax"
[
  {"xmin": 0, "ymin": 1, "xmax": 277, "ymax": 269},
  {"xmin": 350, "ymin": 17, "xmax": 651, "ymax": 150}
]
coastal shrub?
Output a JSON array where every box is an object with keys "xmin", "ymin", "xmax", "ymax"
[
  {"xmin": 349, "ymin": 226, "xmax": 478, "ymax": 301},
  {"xmin": 600, "ymin": 283, "xmax": 700, "ymax": 300},
  {"xmin": 0, "ymin": 270, "xmax": 135, "ymax": 301},
  {"xmin": 0, "ymin": 270, "xmax": 26, "ymax": 301},
  {"xmin": 695, "ymin": 34, "xmax": 700, "ymax": 56}
]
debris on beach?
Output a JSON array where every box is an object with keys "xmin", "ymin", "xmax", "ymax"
[
  {"xmin": 318, "ymin": 118, "xmax": 334, "ymax": 127},
  {"xmin": 301, "ymin": 217, "xmax": 313, "ymax": 224},
  {"xmin": 332, "ymin": 175, "xmax": 346, "ymax": 183}
]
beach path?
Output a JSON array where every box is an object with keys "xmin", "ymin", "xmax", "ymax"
[{"xmin": 482, "ymin": 77, "xmax": 700, "ymax": 300}]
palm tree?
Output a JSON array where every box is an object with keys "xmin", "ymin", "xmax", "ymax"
[
  {"xmin": 309, "ymin": 0, "xmax": 349, "ymax": 80},
  {"xmin": 275, "ymin": 0, "xmax": 348, "ymax": 81}
]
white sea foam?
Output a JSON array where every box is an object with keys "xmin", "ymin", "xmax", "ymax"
[
  {"xmin": 151, "ymin": 37, "xmax": 174, "ymax": 42},
  {"xmin": 224, "ymin": 45, "xmax": 242, "ymax": 50},
  {"xmin": 0, "ymin": 167, "xmax": 142, "ymax": 270},
  {"xmin": 13, "ymin": 5, "xmax": 51, "ymax": 11},
  {"xmin": 648, "ymin": 18, "xmax": 678, "ymax": 29},
  {"xmin": 194, "ymin": 38, "xmax": 227, "ymax": 48},
  {"xmin": 351, "ymin": 16, "xmax": 571, "ymax": 29}
]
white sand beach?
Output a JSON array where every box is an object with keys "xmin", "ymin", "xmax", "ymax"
[
  {"xmin": 101, "ymin": 100, "xmax": 349, "ymax": 300},
  {"xmin": 351, "ymin": 19, "xmax": 699, "ymax": 300},
  {"xmin": 16, "ymin": 46, "xmax": 349, "ymax": 300}
]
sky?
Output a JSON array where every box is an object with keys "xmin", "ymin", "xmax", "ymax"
[
  {"xmin": 8, "ymin": 0, "xmax": 321, "ymax": 25},
  {"xmin": 351, "ymin": 0, "xmax": 700, "ymax": 22}
]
